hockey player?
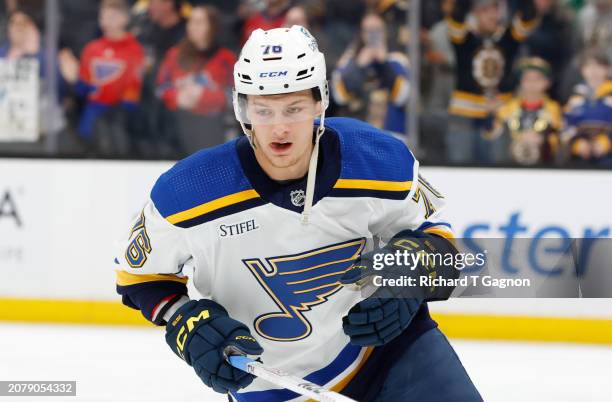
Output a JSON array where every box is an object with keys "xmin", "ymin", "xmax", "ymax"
[{"xmin": 115, "ymin": 26, "xmax": 482, "ymax": 401}]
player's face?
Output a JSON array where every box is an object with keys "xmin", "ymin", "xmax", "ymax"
[
  {"xmin": 248, "ymin": 90, "xmax": 322, "ymax": 180},
  {"xmin": 520, "ymin": 70, "xmax": 549, "ymax": 97}
]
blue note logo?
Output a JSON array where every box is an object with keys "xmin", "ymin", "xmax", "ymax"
[{"xmin": 243, "ymin": 238, "xmax": 366, "ymax": 341}]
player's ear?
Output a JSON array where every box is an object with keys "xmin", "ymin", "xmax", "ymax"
[{"xmin": 314, "ymin": 100, "xmax": 323, "ymax": 117}]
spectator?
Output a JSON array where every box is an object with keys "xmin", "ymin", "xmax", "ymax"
[
  {"xmin": 563, "ymin": 49, "xmax": 612, "ymax": 165},
  {"xmin": 0, "ymin": 5, "xmax": 69, "ymax": 138},
  {"xmin": 76, "ymin": 0, "xmax": 145, "ymax": 156},
  {"xmin": 575, "ymin": 0, "xmax": 612, "ymax": 63},
  {"xmin": 133, "ymin": 0, "xmax": 187, "ymax": 69},
  {"xmin": 331, "ymin": 12, "xmax": 410, "ymax": 134},
  {"xmin": 190, "ymin": 0, "xmax": 241, "ymax": 50},
  {"xmin": 446, "ymin": 0, "xmax": 539, "ymax": 164},
  {"xmin": 131, "ymin": 0, "xmax": 187, "ymax": 158},
  {"xmin": 365, "ymin": 0, "xmax": 409, "ymax": 52},
  {"xmin": 490, "ymin": 57, "xmax": 562, "ymax": 165},
  {"xmin": 283, "ymin": 5, "xmax": 309, "ymax": 28},
  {"xmin": 365, "ymin": 0, "xmax": 412, "ymax": 52},
  {"xmin": 241, "ymin": 0, "xmax": 291, "ymax": 45},
  {"xmin": 420, "ymin": 0, "xmax": 457, "ymax": 164},
  {"xmin": 156, "ymin": 5, "xmax": 236, "ymax": 154},
  {"xmin": 1, "ymin": 7, "xmax": 42, "ymax": 61},
  {"xmin": 522, "ymin": 0, "xmax": 574, "ymax": 101}
]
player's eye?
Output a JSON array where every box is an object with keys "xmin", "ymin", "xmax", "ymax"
[
  {"xmin": 255, "ymin": 109, "xmax": 273, "ymax": 117},
  {"xmin": 286, "ymin": 107, "xmax": 303, "ymax": 114}
]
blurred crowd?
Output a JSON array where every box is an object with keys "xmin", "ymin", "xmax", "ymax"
[{"xmin": 0, "ymin": 0, "xmax": 611, "ymax": 167}]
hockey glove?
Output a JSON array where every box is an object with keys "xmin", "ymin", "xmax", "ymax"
[
  {"xmin": 165, "ymin": 299, "xmax": 264, "ymax": 394},
  {"xmin": 340, "ymin": 230, "xmax": 459, "ymax": 346}
]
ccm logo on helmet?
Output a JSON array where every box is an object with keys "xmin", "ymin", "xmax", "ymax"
[{"xmin": 260, "ymin": 71, "xmax": 288, "ymax": 78}]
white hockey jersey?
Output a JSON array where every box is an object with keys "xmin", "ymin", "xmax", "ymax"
[{"xmin": 115, "ymin": 117, "xmax": 453, "ymax": 401}]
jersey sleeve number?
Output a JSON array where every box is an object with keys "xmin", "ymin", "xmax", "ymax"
[{"xmin": 125, "ymin": 211, "xmax": 152, "ymax": 268}]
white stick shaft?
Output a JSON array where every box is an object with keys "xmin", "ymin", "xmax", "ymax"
[{"xmin": 228, "ymin": 356, "xmax": 357, "ymax": 402}]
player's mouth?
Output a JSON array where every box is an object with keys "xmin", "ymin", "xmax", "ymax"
[{"xmin": 269, "ymin": 141, "xmax": 293, "ymax": 154}]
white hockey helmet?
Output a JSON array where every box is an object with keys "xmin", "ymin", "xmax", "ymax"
[
  {"xmin": 233, "ymin": 25, "xmax": 329, "ymax": 138},
  {"xmin": 233, "ymin": 25, "xmax": 330, "ymax": 225}
]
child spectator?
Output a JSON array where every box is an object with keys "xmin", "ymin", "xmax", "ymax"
[
  {"xmin": 446, "ymin": 0, "xmax": 539, "ymax": 164},
  {"xmin": 491, "ymin": 57, "xmax": 562, "ymax": 165},
  {"xmin": 331, "ymin": 12, "xmax": 410, "ymax": 135},
  {"xmin": 77, "ymin": 0, "xmax": 145, "ymax": 155},
  {"xmin": 156, "ymin": 5, "xmax": 236, "ymax": 153},
  {"xmin": 563, "ymin": 49, "xmax": 612, "ymax": 165}
]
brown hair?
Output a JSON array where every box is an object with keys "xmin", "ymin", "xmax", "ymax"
[
  {"xmin": 177, "ymin": 5, "xmax": 220, "ymax": 70},
  {"xmin": 580, "ymin": 48, "xmax": 611, "ymax": 68},
  {"xmin": 100, "ymin": 0, "xmax": 129, "ymax": 14}
]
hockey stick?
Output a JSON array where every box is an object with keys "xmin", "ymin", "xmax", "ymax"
[{"xmin": 227, "ymin": 355, "xmax": 357, "ymax": 402}]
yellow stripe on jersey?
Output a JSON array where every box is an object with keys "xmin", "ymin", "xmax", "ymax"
[
  {"xmin": 116, "ymin": 270, "xmax": 188, "ymax": 286},
  {"xmin": 165, "ymin": 189, "xmax": 261, "ymax": 225},
  {"xmin": 334, "ymin": 179, "xmax": 413, "ymax": 192}
]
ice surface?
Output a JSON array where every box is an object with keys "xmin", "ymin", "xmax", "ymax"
[{"xmin": 0, "ymin": 323, "xmax": 609, "ymax": 402}]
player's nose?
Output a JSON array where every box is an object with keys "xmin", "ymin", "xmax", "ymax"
[{"xmin": 271, "ymin": 123, "xmax": 291, "ymax": 139}]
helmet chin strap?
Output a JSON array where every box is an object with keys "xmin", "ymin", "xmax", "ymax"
[
  {"xmin": 239, "ymin": 121, "xmax": 257, "ymax": 149},
  {"xmin": 301, "ymin": 113, "xmax": 325, "ymax": 225}
]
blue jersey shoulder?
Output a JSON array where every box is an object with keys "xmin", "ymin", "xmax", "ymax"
[
  {"xmin": 326, "ymin": 117, "xmax": 417, "ymax": 181},
  {"xmin": 325, "ymin": 117, "xmax": 418, "ymax": 200},
  {"xmin": 151, "ymin": 140, "xmax": 263, "ymax": 228}
]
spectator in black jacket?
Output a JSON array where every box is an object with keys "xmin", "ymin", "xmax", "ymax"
[{"xmin": 445, "ymin": 0, "xmax": 539, "ymax": 164}]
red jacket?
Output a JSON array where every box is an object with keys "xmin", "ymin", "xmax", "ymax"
[
  {"xmin": 241, "ymin": 12, "xmax": 287, "ymax": 45},
  {"xmin": 156, "ymin": 46, "xmax": 236, "ymax": 116},
  {"xmin": 79, "ymin": 34, "xmax": 145, "ymax": 105}
]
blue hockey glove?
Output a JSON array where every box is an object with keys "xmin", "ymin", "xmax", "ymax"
[
  {"xmin": 165, "ymin": 299, "xmax": 263, "ymax": 394},
  {"xmin": 340, "ymin": 230, "xmax": 459, "ymax": 346},
  {"xmin": 341, "ymin": 289, "xmax": 422, "ymax": 347}
]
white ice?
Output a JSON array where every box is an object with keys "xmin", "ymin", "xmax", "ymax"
[{"xmin": 0, "ymin": 323, "xmax": 609, "ymax": 402}]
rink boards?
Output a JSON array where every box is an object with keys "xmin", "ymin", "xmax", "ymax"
[{"xmin": 0, "ymin": 159, "xmax": 611, "ymax": 344}]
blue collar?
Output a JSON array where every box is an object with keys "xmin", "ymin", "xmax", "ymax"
[{"xmin": 235, "ymin": 128, "xmax": 341, "ymax": 213}]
